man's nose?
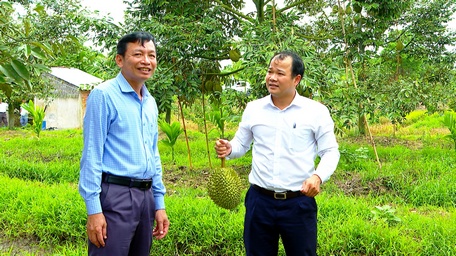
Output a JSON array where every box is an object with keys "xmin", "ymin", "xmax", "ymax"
[{"xmin": 142, "ymin": 55, "xmax": 151, "ymax": 64}]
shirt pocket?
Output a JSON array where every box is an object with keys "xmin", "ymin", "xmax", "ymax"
[
  {"xmin": 144, "ymin": 114, "xmax": 157, "ymax": 135},
  {"xmin": 290, "ymin": 125, "xmax": 314, "ymax": 151}
]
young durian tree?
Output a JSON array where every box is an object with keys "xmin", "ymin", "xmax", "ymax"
[{"xmin": 158, "ymin": 120, "xmax": 183, "ymax": 164}]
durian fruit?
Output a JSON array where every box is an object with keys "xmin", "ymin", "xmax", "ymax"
[
  {"xmin": 207, "ymin": 167, "xmax": 242, "ymax": 210},
  {"xmin": 396, "ymin": 40, "xmax": 404, "ymax": 51},
  {"xmin": 213, "ymin": 83, "xmax": 223, "ymax": 92},
  {"xmin": 353, "ymin": 2, "xmax": 362, "ymax": 14},
  {"xmin": 229, "ymin": 49, "xmax": 241, "ymax": 62},
  {"xmin": 205, "ymin": 80, "xmax": 214, "ymax": 92}
]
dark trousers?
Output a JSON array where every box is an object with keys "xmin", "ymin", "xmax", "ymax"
[
  {"xmin": 89, "ymin": 182, "xmax": 155, "ymax": 256},
  {"xmin": 244, "ymin": 186, "xmax": 318, "ymax": 256},
  {"xmin": 0, "ymin": 112, "xmax": 7, "ymax": 126}
]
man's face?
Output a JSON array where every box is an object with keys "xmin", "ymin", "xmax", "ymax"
[
  {"xmin": 265, "ymin": 56, "xmax": 301, "ymax": 99},
  {"xmin": 116, "ymin": 40, "xmax": 157, "ymax": 87}
]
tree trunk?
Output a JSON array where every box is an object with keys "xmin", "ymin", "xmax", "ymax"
[
  {"xmin": 165, "ymin": 108, "xmax": 171, "ymax": 124},
  {"xmin": 7, "ymin": 108, "xmax": 14, "ymax": 129}
]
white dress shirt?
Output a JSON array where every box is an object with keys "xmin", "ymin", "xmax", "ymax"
[
  {"xmin": 20, "ymin": 106, "xmax": 28, "ymax": 116},
  {"xmin": 0, "ymin": 102, "xmax": 8, "ymax": 113},
  {"xmin": 228, "ymin": 92, "xmax": 340, "ymax": 192}
]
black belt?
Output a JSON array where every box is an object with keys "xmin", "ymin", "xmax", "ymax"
[
  {"xmin": 102, "ymin": 173, "xmax": 152, "ymax": 190},
  {"xmin": 252, "ymin": 184, "xmax": 302, "ymax": 200}
]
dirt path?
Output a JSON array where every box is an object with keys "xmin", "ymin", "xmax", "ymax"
[{"xmin": 0, "ymin": 236, "xmax": 50, "ymax": 256}]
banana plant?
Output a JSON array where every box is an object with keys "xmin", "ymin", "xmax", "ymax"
[
  {"xmin": 159, "ymin": 120, "xmax": 183, "ymax": 163},
  {"xmin": 21, "ymin": 100, "xmax": 45, "ymax": 138}
]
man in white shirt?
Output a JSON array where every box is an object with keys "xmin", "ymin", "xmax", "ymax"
[
  {"xmin": 20, "ymin": 100, "xmax": 29, "ymax": 127},
  {"xmin": 215, "ymin": 50, "xmax": 340, "ymax": 256},
  {"xmin": 0, "ymin": 98, "xmax": 8, "ymax": 127}
]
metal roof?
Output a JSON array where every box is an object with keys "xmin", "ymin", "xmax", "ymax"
[{"xmin": 50, "ymin": 67, "xmax": 103, "ymax": 88}]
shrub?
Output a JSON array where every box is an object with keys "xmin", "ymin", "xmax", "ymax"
[{"xmin": 20, "ymin": 100, "xmax": 45, "ymax": 138}]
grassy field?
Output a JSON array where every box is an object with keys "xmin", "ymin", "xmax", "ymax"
[{"xmin": 0, "ymin": 110, "xmax": 455, "ymax": 255}]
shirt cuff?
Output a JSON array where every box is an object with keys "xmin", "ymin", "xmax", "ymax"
[
  {"xmin": 154, "ymin": 195, "xmax": 165, "ymax": 210},
  {"xmin": 85, "ymin": 198, "xmax": 102, "ymax": 215}
]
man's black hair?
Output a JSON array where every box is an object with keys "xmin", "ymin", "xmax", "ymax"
[
  {"xmin": 269, "ymin": 50, "xmax": 305, "ymax": 82},
  {"xmin": 117, "ymin": 31, "xmax": 156, "ymax": 57}
]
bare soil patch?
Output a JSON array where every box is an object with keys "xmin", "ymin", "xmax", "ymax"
[
  {"xmin": 0, "ymin": 235, "xmax": 50, "ymax": 256},
  {"xmin": 333, "ymin": 172, "xmax": 393, "ymax": 196}
]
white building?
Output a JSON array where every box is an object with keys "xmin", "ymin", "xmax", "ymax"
[{"xmin": 37, "ymin": 67, "xmax": 102, "ymax": 129}]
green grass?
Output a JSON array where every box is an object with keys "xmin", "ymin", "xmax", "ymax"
[{"xmin": 0, "ymin": 111, "xmax": 455, "ymax": 255}]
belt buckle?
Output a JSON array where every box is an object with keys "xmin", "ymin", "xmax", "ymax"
[
  {"xmin": 143, "ymin": 181, "xmax": 152, "ymax": 190},
  {"xmin": 135, "ymin": 180, "xmax": 151, "ymax": 190},
  {"xmin": 274, "ymin": 192, "xmax": 287, "ymax": 200}
]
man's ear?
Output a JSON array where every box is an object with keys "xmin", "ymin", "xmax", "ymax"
[
  {"xmin": 115, "ymin": 54, "xmax": 123, "ymax": 68},
  {"xmin": 294, "ymin": 74, "xmax": 302, "ymax": 86}
]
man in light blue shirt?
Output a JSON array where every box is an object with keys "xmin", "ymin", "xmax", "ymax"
[
  {"xmin": 215, "ymin": 50, "xmax": 340, "ymax": 256},
  {"xmin": 79, "ymin": 31, "xmax": 169, "ymax": 256}
]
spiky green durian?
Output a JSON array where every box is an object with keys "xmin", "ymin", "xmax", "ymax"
[
  {"xmin": 229, "ymin": 49, "xmax": 241, "ymax": 62},
  {"xmin": 207, "ymin": 167, "xmax": 242, "ymax": 210}
]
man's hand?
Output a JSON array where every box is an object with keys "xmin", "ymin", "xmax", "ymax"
[
  {"xmin": 153, "ymin": 209, "xmax": 169, "ymax": 240},
  {"xmin": 86, "ymin": 213, "xmax": 107, "ymax": 248},
  {"xmin": 300, "ymin": 174, "xmax": 322, "ymax": 197},
  {"xmin": 215, "ymin": 139, "xmax": 232, "ymax": 158}
]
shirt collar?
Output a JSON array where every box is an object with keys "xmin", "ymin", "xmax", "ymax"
[
  {"xmin": 115, "ymin": 73, "xmax": 135, "ymax": 93},
  {"xmin": 266, "ymin": 91, "xmax": 304, "ymax": 110},
  {"xmin": 115, "ymin": 73, "xmax": 151, "ymax": 100},
  {"xmin": 290, "ymin": 91, "xmax": 307, "ymax": 108}
]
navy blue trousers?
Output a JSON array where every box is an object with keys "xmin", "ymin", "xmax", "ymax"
[
  {"xmin": 244, "ymin": 186, "xmax": 318, "ymax": 256},
  {"xmin": 88, "ymin": 182, "xmax": 155, "ymax": 256}
]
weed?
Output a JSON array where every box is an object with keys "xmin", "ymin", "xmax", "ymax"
[{"xmin": 371, "ymin": 205, "xmax": 401, "ymax": 225}]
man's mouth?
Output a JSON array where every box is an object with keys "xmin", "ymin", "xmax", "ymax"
[{"xmin": 139, "ymin": 68, "xmax": 151, "ymax": 72}]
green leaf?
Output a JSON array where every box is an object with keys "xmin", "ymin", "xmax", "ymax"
[
  {"xmin": 24, "ymin": 19, "xmax": 31, "ymax": 37},
  {"xmin": 21, "ymin": 100, "xmax": 45, "ymax": 138},
  {"xmin": 159, "ymin": 120, "xmax": 183, "ymax": 146},
  {"xmin": 25, "ymin": 45, "xmax": 32, "ymax": 57},
  {"xmin": 0, "ymin": 1, "xmax": 12, "ymax": 9},
  {"xmin": 30, "ymin": 42, "xmax": 54, "ymax": 58},
  {"xmin": 33, "ymin": 3, "xmax": 45, "ymax": 14},
  {"xmin": 31, "ymin": 47, "xmax": 47, "ymax": 60},
  {"xmin": 11, "ymin": 59, "xmax": 30, "ymax": 81},
  {"xmin": 0, "ymin": 64, "xmax": 23, "ymax": 83}
]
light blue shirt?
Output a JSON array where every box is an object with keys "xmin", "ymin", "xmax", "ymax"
[
  {"xmin": 79, "ymin": 73, "xmax": 166, "ymax": 215},
  {"xmin": 228, "ymin": 92, "xmax": 340, "ymax": 192}
]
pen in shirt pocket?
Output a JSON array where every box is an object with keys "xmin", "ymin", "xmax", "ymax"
[{"xmin": 293, "ymin": 122, "xmax": 296, "ymax": 129}]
